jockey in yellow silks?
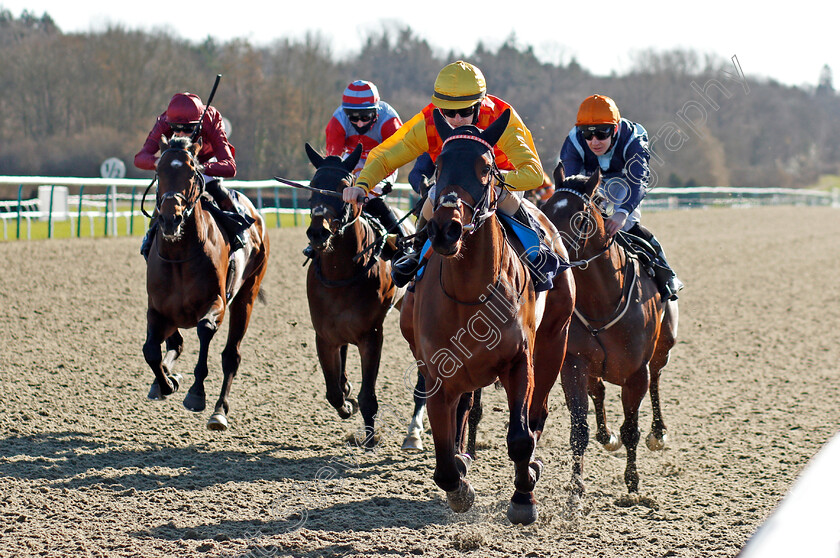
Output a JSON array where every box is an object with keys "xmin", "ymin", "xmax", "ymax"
[{"xmin": 343, "ymin": 60, "xmax": 558, "ymax": 289}]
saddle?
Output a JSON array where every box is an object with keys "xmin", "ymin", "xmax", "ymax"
[
  {"xmin": 202, "ymin": 191, "xmax": 255, "ymax": 236},
  {"xmin": 614, "ymin": 232, "xmax": 674, "ymax": 298},
  {"xmin": 202, "ymin": 192, "xmax": 255, "ymax": 302},
  {"xmin": 413, "ymin": 210, "xmax": 567, "ymax": 293},
  {"xmin": 498, "ymin": 211, "xmax": 568, "ymax": 292}
]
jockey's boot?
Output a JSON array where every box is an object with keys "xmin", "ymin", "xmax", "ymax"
[
  {"xmin": 140, "ymin": 217, "xmax": 158, "ymax": 261},
  {"xmin": 629, "ymin": 224, "xmax": 683, "ymax": 301},
  {"xmin": 364, "ymin": 197, "xmax": 404, "ymax": 260},
  {"xmin": 205, "ymin": 179, "xmax": 246, "ymax": 252},
  {"xmin": 391, "ymin": 215, "xmax": 428, "ymax": 288}
]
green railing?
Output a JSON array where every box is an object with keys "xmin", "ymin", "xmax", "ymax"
[
  {"xmin": 0, "ymin": 177, "xmax": 424, "ymax": 241},
  {"xmin": 0, "ymin": 176, "xmax": 837, "ymax": 241}
]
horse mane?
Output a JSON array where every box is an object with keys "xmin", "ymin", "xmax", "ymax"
[
  {"xmin": 563, "ymin": 173, "xmax": 605, "ymax": 205},
  {"xmin": 168, "ymin": 135, "xmax": 192, "ymax": 150}
]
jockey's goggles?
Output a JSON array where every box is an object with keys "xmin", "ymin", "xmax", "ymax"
[
  {"xmin": 580, "ymin": 124, "xmax": 615, "ymax": 141},
  {"xmin": 440, "ymin": 104, "xmax": 478, "ymax": 119},
  {"xmin": 169, "ymin": 122, "xmax": 198, "ymax": 134},
  {"xmin": 346, "ymin": 110, "xmax": 375, "ymax": 123}
]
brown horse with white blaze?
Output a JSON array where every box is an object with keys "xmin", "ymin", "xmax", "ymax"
[
  {"xmin": 399, "ymin": 109, "xmax": 579, "ymax": 525},
  {"xmin": 144, "ymin": 135, "xmax": 269, "ymax": 430},
  {"xmin": 541, "ymin": 163, "xmax": 678, "ymax": 494}
]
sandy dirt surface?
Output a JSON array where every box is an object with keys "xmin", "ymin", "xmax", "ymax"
[{"xmin": 1, "ymin": 205, "xmax": 838, "ymax": 558}]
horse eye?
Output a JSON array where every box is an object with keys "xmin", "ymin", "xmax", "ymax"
[{"xmin": 482, "ymin": 165, "xmax": 492, "ymax": 174}]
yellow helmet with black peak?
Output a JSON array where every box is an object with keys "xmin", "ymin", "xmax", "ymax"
[{"xmin": 431, "ymin": 61, "xmax": 487, "ymax": 110}]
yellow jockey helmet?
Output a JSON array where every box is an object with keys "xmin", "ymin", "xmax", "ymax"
[{"xmin": 431, "ymin": 61, "xmax": 487, "ymax": 110}]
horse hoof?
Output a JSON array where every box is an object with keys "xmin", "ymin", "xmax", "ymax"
[
  {"xmin": 337, "ymin": 398, "xmax": 358, "ymax": 419},
  {"xmin": 361, "ymin": 427, "xmax": 381, "ymax": 449},
  {"xmin": 401, "ymin": 434, "xmax": 424, "ymax": 451},
  {"xmin": 507, "ymin": 492, "xmax": 538, "ymax": 525},
  {"xmin": 183, "ymin": 392, "xmax": 206, "ymax": 413},
  {"xmin": 646, "ymin": 430, "xmax": 667, "ymax": 451},
  {"xmin": 147, "ymin": 382, "xmax": 164, "ymax": 401},
  {"xmin": 604, "ymin": 433, "xmax": 623, "ymax": 452},
  {"xmin": 446, "ymin": 480, "xmax": 475, "ymax": 513},
  {"xmin": 207, "ymin": 413, "xmax": 228, "ymax": 431},
  {"xmin": 147, "ymin": 373, "xmax": 181, "ymax": 400}
]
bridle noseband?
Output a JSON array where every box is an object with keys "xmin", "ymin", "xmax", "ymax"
[
  {"xmin": 554, "ymin": 186, "xmax": 614, "ymax": 268},
  {"xmin": 434, "ymin": 135, "xmax": 504, "ymax": 234}
]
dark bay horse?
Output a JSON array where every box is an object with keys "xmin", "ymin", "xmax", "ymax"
[
  {"xmin": 541, "ymin": 163, "xmax": 679, "ymax": 494},
  {"xmin": 144, "ymin": 135, "xmax": 269, "ymax": 430},
  {"xmin": 399, "ymin": 109, "xmax": 580, "ymax": 525},
  {"xmin": 302, "ymin": 143, "xmax": 410, "ymax": 448}
]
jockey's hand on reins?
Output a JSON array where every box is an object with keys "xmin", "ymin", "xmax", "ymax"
[{"xmin": 343, "ymin": 185, "xmax": 367, "ymax": 204}]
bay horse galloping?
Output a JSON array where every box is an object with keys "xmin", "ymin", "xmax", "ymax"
[
  {"xmin": 302, "ymin": 143, "xmax": 408, "ymax": 448},
  {"xmin": 541, "ymin": 163, "xmax": 678, "ymax": 494},
  {"xmin": 400, "ymin": 110, "xmax": 579, "ymax": 525},
  {"xmin": 144, "ymin": 135, "xmax": 269, "ymax": 430}
]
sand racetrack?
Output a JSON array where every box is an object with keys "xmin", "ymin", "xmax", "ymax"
[{"xmin": 1, "ymin": 205, "xmax": 838, "ymax": 558}]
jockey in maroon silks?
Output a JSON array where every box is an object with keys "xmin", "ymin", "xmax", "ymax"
[{"xmin": 135, "ymin": 92, "xmax": 249, "ymax": 259}]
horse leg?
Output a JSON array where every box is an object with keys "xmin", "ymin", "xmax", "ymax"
[
  {"xmin": 426, "ymin": 387, "xmax": 475, "ymax": 513},
  {"xmin": 620, "ymin": 366, "xmax": 650, "ymax": 493},
  {"xmin": 453, "ymin": 390, "xmax": 474, "ymax": 457},
  {"xmin": 183, "ymin": 317, "xmax": 219, "ymax": 413},
  {"xmin": 144, "ymin": 310, "xmax": 180, "ymax": 399},
  {"xmin": 356, "ymin": 329, "xmax": 383, "ymax": 449},
  {"xmin": 465, "ymin": 389, "xmax": 482, "ymax": 458},
  {"xmin": 647, "ymin": 305, "xmax": 677, "ymax": 451},
  {"xmin": 560, "ymin": 356, "xmax": 590, "ymax": 498},
  {"xmin": 646, "ymin": 363, "xmax": 668, "ymax": 451},
  {"xmin": 402, "ymin": 371, "xmax": 426, "ymax": 451},
  {"xmin": 207, "ymin": 277, "xmax": 260, "ymax": 431},
  {"xmin": 162, "ymin": 330, "xmax": 184, "ymax": 377},
  {"xmin": 590, "ymin": 374, "xmax": 621, "ymax": 451},
  {"xmin": 316, "ymin": 335, "xmax": 356, "ymax": 420},
  {"xmin": 498, "ymin": 355, "xmax": 543, "ymax": 526}
]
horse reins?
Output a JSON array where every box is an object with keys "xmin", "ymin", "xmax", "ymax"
[{"xmin": 554, "ymin": 186, "xmax": 638, "ymax": 335}]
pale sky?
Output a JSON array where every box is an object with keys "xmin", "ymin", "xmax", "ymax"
[{"xmin": 2, "ymin": 0, "xmax": 836, "ymax": 88}]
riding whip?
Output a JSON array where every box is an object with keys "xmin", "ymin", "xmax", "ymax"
[
  {"xmin": 190, "ymin": 74, "xmax": 222, "ymax": 143},
  {"xmin": 273, "ymin": 176, "xmax": 345, "ymax": 199}
]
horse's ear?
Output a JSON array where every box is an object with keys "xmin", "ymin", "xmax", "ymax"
[
  {"xmin": 480, "ymin": 108, "xmax": 511, "ymax": 148},
  {"xmin": 585, "ymin": 169, "xmax": 601, "ymax": 196},
  {"xmin": 432, "ymin": 109, "xmax": 454, "ymax": 142},
  {"xmin": 159, "ymin": 135, "xmax": 169, "ymax": 152},
  {"xmin": 305, "ymin": 143, "xmax": 325, "ymax": 169},
  {"xmin": 344, "ymin": 143, "xmax": 363, "ymax": 173},
  {"xmin": 190, "ymin": 137, "xmax": 202, "ymax": 157},
  {"xmin": 553, "ymin": 160, "xmax": 566, "ymax": 185}
]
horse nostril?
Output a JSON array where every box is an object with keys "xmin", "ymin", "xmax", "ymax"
[{"xmin": 445, "ymin": 222, "xmax": 463, "ymax": 245}]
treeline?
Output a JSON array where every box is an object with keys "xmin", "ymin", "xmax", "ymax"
[{"xmin": 2, "ymin": 9, "xmax": 839, "ymax": 189}]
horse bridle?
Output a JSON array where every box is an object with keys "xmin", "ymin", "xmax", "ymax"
[
  {"xmin": 553, "ymin": 186, "xmax": 615, "ymax": 269},
  {"xmin": 309, "ymin": 166, "xmax": 361, "ymax": 237},
  {"xmin": 146, "ymin": 145, "xmax": 205, "ymax": 220},
  {"xmin": 433, "ymin": 135, "xmax": 503, "ymax": 235}
]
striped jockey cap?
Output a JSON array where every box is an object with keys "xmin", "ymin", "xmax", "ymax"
[{"xmin": 341, "ymin": 80, "xmax": 380, "ymax": 110}]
